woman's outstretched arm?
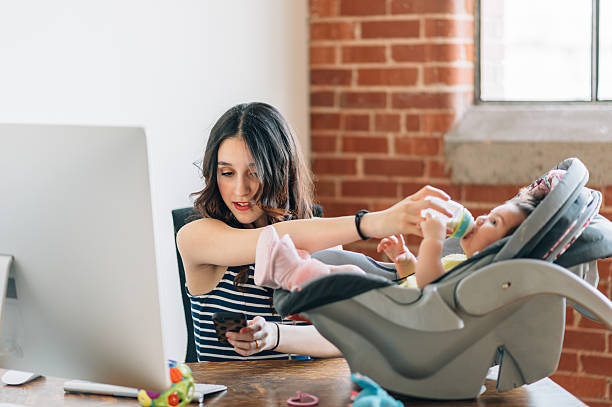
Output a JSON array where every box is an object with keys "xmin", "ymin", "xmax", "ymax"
[{"xmin": 177, "ymin": 185, "xmax": 452, "ymax": 269}]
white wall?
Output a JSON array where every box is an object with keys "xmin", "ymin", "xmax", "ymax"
[{"xmin": 0, "ymin": 0, "xmax": 309, "ymax": 360}]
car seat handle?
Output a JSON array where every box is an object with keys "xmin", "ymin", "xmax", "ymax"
[{"xmin": 455, "ymin": 259, "xmax": 612, "ymax": 330}]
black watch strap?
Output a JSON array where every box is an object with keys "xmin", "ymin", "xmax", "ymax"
[{"xmin": 355, "ymin": 209, "xmax": 370, "ymax": 240}]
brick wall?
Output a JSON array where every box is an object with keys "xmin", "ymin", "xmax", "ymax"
[
  {"xmin": 308, "ymin": 0, "xmax": 612, "ymax": 405},
  {"xmin": 553, "ymin": 257, "xmax": 612, "ymax": 406}
]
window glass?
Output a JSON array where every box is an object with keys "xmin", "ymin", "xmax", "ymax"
[
  {"xmin": 599, "ymin": 0, "xmax": 612, "ymax": 100},
  {"xmin": 480, "ymin": 0, "xmax": 591, "ymax": 101}
]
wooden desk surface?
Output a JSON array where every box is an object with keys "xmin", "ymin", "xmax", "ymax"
[{"xmin": 1, "ymin": 358, "xmax": 586, "ymax": 406}]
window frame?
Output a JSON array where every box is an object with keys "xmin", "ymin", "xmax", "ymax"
[
  {"xmin": 444, "ymin": 0, "xmax": 612, "ymax": 187},
  {"xmin": 475, "ymin": 0, "xmax": 609, "ymax": 104}
]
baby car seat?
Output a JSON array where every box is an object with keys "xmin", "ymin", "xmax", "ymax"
[{"xmin": 274, "ymin": 158, "xmax": 612, "ymax": 400}]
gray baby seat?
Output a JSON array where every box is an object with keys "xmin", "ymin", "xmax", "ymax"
[{"xmin": 274, "ymin": 158, "xmax": 612, "ymax": 400}]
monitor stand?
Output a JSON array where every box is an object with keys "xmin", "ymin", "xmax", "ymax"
[
  {"xmin": 0, "ymin": 254, "xmax": 13, "ymax": 338},
  {"xmin": 0, "ymin": 254, "xmax": 41, "ymax": 386}
]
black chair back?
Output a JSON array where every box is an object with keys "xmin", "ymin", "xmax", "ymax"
[{"xmin": 171, "ymin": 207, "xmax": 200, "ymax": 363}]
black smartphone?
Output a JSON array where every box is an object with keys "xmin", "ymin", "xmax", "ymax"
[{"xmin": 212, "ymin": 311, "xmax": 247, "ymax": 345}]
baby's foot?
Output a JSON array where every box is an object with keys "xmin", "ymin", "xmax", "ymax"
[
  {"xmin": 254, "ymin": 226, "xmax": 282, "ymax": 288},
  {"xmin": 270, "ymin": 234, "xmax": 307, "ymax": 289},
  {"xmin": 254, "ymin": 226, "xmax": 305, "ymax": 289}
]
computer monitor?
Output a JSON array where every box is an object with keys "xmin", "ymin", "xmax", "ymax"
[{"xmin": 0, "ymin": 124, "xmax": 170, "ymax": 392}]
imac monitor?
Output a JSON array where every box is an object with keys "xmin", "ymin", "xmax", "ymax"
[{"xmin": 0, "ymin": 124, "xmax": 170, "ymax": 392}]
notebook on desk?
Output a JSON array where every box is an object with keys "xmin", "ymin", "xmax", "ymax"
[{"xmin": 63, "ymin": 379, "xmax": 227, "ymax": 402}]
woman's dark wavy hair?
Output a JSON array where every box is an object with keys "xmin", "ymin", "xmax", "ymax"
[{"xmin": 191, "ymin": 102, "xmax": 314, "ymax": 289}]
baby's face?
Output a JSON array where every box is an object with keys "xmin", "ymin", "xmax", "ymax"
[{"xmin": 460, "ymin": 203, "xmax": 526, "ymax": 257}]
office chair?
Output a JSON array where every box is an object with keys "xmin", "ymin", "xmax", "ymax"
[{"xmin": 172, "ymin": 207, "xmax": 200, "ymax": 363}]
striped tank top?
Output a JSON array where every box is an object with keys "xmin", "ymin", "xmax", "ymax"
[{"xmin": 187, "ymin": 264, "xmax": 309, "ymax": 361}]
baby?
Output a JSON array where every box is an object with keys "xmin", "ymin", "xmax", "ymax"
[
  {"xmin": 255, "ymin": 170, "xmax": 565, "ymax": 292},
  {"xmin": 383, "ymin": 197, "xmax": 528, "ymax": 289}
]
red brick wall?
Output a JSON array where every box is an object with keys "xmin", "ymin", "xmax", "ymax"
[
  {"xmin": 553, "ymin": 257, "xmax": 612, "ymax": 406},
  {"xmin": 308, "ymin": 0, "xmax": 612, "ymax": 405}
]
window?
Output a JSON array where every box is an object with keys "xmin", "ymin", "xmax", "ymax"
[
  {"xmin": 600, "ymin": 0, "xmax": 612, "ymax": 98},
  {"xmin": 446, "ymin": 0, "xmax": 612, "ymax": 187},
  {"xmin": 478, "ymin": 0, "xmax": 611, "ymax": 102}
]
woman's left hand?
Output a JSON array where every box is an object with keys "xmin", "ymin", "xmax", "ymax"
[{"xmin": 225, "ymin": 316, "xmax": 276, "ymax": 356}]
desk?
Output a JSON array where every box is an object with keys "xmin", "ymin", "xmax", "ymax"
[{"xmin": 1, "ymin": 358, "xmax": 586, "ymax": 406}]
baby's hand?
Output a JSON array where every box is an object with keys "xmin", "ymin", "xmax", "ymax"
[
  {"xmin": 377, "ymin": 234, "xmax": 406, "ymax": 260},
  {"xmin": 377, "ymin": 234, "xmax": 417, "ymax": 277},
  {"xmin": 420, "ymin": 213, "xmax": 446, "ymax": 241},
  {"xmin": 376, "ymin": 235, "xmax": 414, "ymax": 262}
]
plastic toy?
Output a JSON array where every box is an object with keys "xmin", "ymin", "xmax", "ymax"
[
  {"xmin": 349, "ymin": 373, "xmax": 402, "ymax": 407},
  {"xmin": 287, "ymin": 390, "xmax": 319, "ymax": 406},
  {"xmin": 138, "ymin": 361, "xmax": 195, "ymax": 407}
]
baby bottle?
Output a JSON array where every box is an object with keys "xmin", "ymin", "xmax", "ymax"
[{"xmin": 422, "ymin": 197, "xmax": 475, "ymax": 238}]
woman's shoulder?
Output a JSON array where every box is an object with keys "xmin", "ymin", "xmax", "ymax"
[
  {"xmin": 180, "ymin": 216, "xmax": 225, "ymax": 231},
  {"xmin": 176, "ymin": 218, "xmax": 229, "ymax": 263},
  {"xmin": 177, "ymin": 217, "xmax": 228, "ymax": 243}
]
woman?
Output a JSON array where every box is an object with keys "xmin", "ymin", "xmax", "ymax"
[{"xmin": 177, "ymin": 102, "xmax": 450, "ymax": 361}]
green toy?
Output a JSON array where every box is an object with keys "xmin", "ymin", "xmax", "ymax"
[{"xmin": 138, "ymin": 361, "xmax": 195, "ymax": 407}]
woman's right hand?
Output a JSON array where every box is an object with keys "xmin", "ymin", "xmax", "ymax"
[{"xmin": 363, "ymin": 185, "xmax": 453, "ymax": 238}]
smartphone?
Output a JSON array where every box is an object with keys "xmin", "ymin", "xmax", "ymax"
[{"xmin": 212, "ymin": 311, "xmax": 247, "ymax": 345}]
